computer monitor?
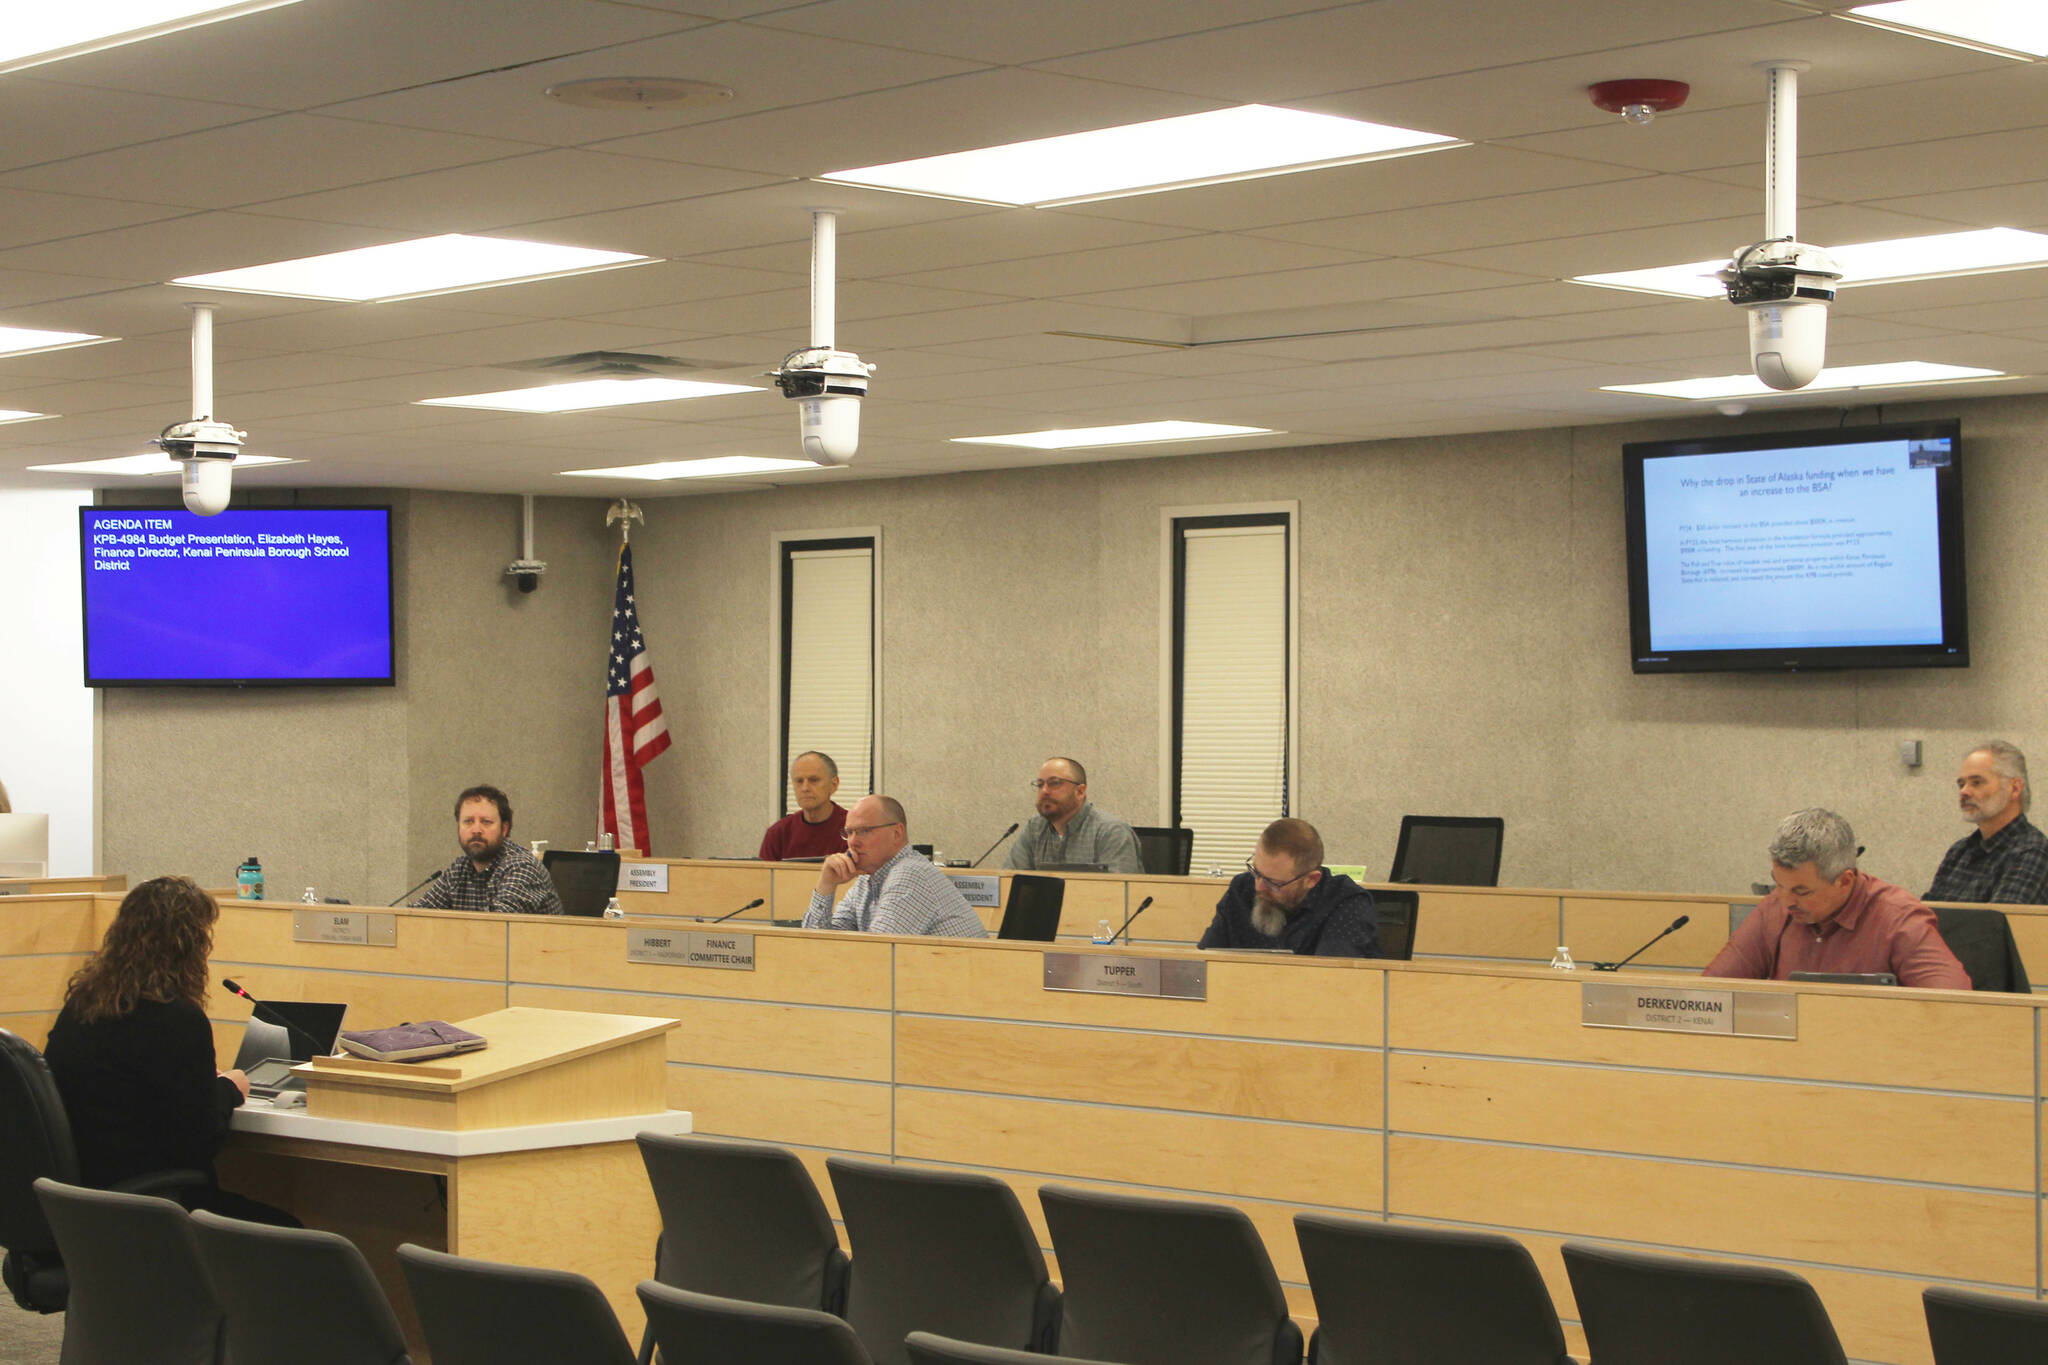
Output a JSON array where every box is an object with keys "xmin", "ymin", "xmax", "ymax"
[
  {"xmin": 543, "ymin": 849, "xmax": 622, "ymax": 916},
  {"xmin": 233, "ymin": 1000, "xmax": 349, "ymax": 1070},
  {"xmin": 0, "ymin": 814, "xmax": 50, "ymax": 878}
]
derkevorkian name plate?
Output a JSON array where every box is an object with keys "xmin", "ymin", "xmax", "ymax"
[
  {"xmin": 627, "ymin": 928, "xmax": 756, "ymax": 970},
  {"xmin": 1582, "ymin": 981, "xmax": 1795, "ymax": 1039},
  {"xmin": 292, "ymin": 911, "xmax": 396, "ymax": 946},
  {"xmin": 1043, "ymin": 952, "xmax": 1206, "ymax": 1001}
]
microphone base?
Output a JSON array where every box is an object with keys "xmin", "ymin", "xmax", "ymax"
[{"xmin": 1589, "ymin": 963, "xmax": 1621, "ymax": 972}]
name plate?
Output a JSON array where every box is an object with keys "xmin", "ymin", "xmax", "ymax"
[
  {"xmin": 627, "ymin": 928, "xmax": 756, "ymax": 970},
  {"xmin": 622, "ymin": 862, "xmax": 669, "ymax": 893},
  {"xmin": 292, "ymin": 911, "xmax": 396, "ymax": 946},
  {"xmin": 1582, "ymin": 981, "xmax": 1795, "ymax": 1039},
  {"xmin": 1043, "ymin": 952, "xmax": 1206, "ymax": 1000},
  {"xmin": 949, "ymin": 874, "xmax": 1000, "ymax": 908}
]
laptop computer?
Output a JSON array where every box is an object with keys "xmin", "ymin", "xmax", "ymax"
[
  {"xmin": 542, "ymin": 849, "xmax": 623, "ymax": 916},
  {"xmin": 233, "ymin": 1000, "xmax": 349, "ymax": 1098}
]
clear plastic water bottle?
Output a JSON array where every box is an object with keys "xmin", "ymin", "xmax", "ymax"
[
  {"xmin": 1093, "ymin": 918, "xmax": 1114, "ymax": 945},
  {"xmin": 1549, "ymin": 945, "xmax": 1577, "ymax": 971},
  {"xmin": 603, "ymin": 897, "xmax": 625, "ymax": 920},
  {"xmin": 237, "ymin": 857, "xmax": 264, "ymax": 901},
  {"xmin": 300, "ymin": 887, "xmax": 318, "ymax": 904},
  {"xmin": 599, "ymin": 832, "xmax": 616, "ymax": 851}
]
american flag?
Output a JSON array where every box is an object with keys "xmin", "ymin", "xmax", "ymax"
[{"xmin": 600, "ymin": 545, "xmax": 670, "ymax": 852}]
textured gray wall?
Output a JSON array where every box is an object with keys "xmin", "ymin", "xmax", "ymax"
[{"xmin": 96, "ymin": 390, "xmax": 2048, "ymax": 897}]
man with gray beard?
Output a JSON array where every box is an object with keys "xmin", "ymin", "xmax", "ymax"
[{"xmin": 1197, "ymin": 818, "xmax": 1378, "ymax": 956}]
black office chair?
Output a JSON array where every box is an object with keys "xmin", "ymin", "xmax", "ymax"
[
  {"xmin": 398, "ymin": 1242, "xmax": 637, "ymax": 1365},
  {"xmin": 639, "ymin": 1282, "xmax": 872, "ymax": 1365},
  {"xmin": 35, "ymin": 1178, "xmax": 226, "ymax": 1365},
  {"xmin": 1132, "ymin": 827, "xmax": 1194, "ymax": 877},
  {"xmin": 1933, "ymin": 908, "xmax": 2031, "ymax": 992},
  {"xmin": 1924, "ymin": 1283, "xmax": 2048, "ymax": 1363},
  {"xmin": 0, "ymin": 1027, "xmax": 206, "ymax": 1315},
  {"xmin": 998, "ymin": 875, "xmax": 1066, "ymax": 942},
  {"xmin": 1371, "ymin": 890, "xmax": 1419, "ymax": 961},
  {"xmin": 1295, "ymin": 1214, "xmax": 1571, "ymax": 1365},
  {"xmin": 1561, "ymin": 1242, "xmax": 1847, "ymax": 1365},
  {"xmin": 1389, "ymin": 816, "xmax": 1504, "ymax": 887},
  {"xmin": 1041, "ymin": 1184, "xmax": 1302, "ymax": 1365},
  {"xmin": 827, "ymin": 1158, "xmax": 1060, "ymax": 1365},
  {"xmin": 907, "ymin": 1332, "xmax": 1122, "ymax": 1365},
  {"xmin": 191, "ymin": 1209, "xmax": 413, "ymax": 1365}
]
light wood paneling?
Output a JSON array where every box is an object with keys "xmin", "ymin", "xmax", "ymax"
[
  {"xmin": 1117, "ymin": 877, "xmax": 1228, "ymax": 945},
  {"xmin": 771, "ymin": 866, "xmax": 854, "ymax": 917},
  {"xmin": 0, "ymin": 899, "xmax": 98, "ymax": 956},
  {"xmin": 511, "ymin": 984, "xmax": 891, "ymax": 1083},
  {"xmin": 0, "ymin": 875, "xmax": 124, "ymax": 895},
  {"xmin": 1389, "ymin": 1136, "xmax": 2034, "ymax": 1285},
  {"xmin": 1408, "ymin": 890, "xmax": 1559, "ymax": 960},
  {"xmin": 309, "ymin": 1034, "xmax": 669, "ymax": 1131},
  {"xmin": 508, "ymin": 921, "xmax": 892, "ymax": 1009},
  {"xmin": 895, "ymin": 941, "xmax": 1380, "ymax": 1046},
  {"xmin": 1031, "ymin": 876, "xmax": 1139, "ymax": 940},
  {"xmin": 898, "ymin": 1015, "xmax": 1379, "ymax": 1127},
  {"xmin": 616, "ymin": 861, "xmax": 773, "ymax": 918},
  {"xmin": 669, "ymin": 1066, "xmax": 892, "ymax": 1154},
  {"xmin": 2, "ymin": 1010, "xmax": 57, "ymax": 1049},
  {"xmin": 1559, "ymin": 897, "xmax": 1731, "ymax": 969},
  {"xmin": 212, "ymin": 904, "xmax": 508, "ymax": 980},
  {"xmin": 1390, "ymin": 1052, "xmax": 2032, "ymax": 1189},
  {"xmin": 203, "ymin": 965, "xmax": 506, "ymax": 1036},
  {"xmin": 1389, "ymin": 970, "xmax": 2034, "ymax": 1093},
  {"xmin": 2009, "ymin": 915, "xmax": 2048, "ymax": 991},
  {"xmin": 897, "ymin": 1090, "xmax": 1380, "ymax": 1213},
  {"xmin": 0, "ymin": 955, "xmax": 85, "ymax": 1017}
]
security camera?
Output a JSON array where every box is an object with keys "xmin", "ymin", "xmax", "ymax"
[
  {"xmin": 770, "ymin": 347, "xmax": 875, "ymax": 465},
  {"xmin": 505, "ymin": 559, "xmax": 546, "ymax": 594},
  {"xmin": 154, "ymin": 418, "xmax": 245, "ymax": 516},
  {"xmin": 1717, "ymin": 239, "xmax": 1840, "ymax": 391}
]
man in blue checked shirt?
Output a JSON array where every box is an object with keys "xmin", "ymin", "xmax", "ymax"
[{"xmin": 803, "ymin": 794, "xmax": 987, "ymax": 938}]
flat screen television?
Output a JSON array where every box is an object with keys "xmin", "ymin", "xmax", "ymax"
[
  {"xmin": 1623, "ymin": 420, "xmax": 1966, "ymax": 673},
  {"xmin": 80, "ymin": 505, "xmax": 395, "ymax": 686}
]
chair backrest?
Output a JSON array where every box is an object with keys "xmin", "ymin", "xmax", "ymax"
[
  {"xmin": 906, "ymin": 1331, "xmax": 1122, "ymax": 1365},
  {"xmin": 1041, "ymin": 1184, "xmax": 1301, "ymax": 1365},
  {"xmin": 1132, "ymin": 828, "xmax": 1194, "ymax": 877},
  {"xmin": 191, "ymin": 1209, "xmax": 411, "ymax": 1365},
  {"xmin": 1294, "ymin": 1214, "xmax": 1568, "ymax": 1365},
  {"xmin": 397, "ymin": 1243, "xmax": 636, "ymax": 1365},
  {"xmin": 1925, "ymin": 1284, "xmax": 2048, "ymax": 1363},
  {"xmin": 1370, "ymin": 890, "xmax": 1419, "ymax": 962},
  {"xmin": 1561, "ymin": 1242, "xmax": 1847, "ymax": 1365},
  {"xmin": 0, "ymin": 1029, "xmax": 77, "ymax": 1310},
  {"xmin": 638, "ymin": 1281, "xmax": 872, "ymax": 1365},
  {"xmin": 637, "ymin": 1132, "xmax": 849, "ymax": 1313},
  {"xmin": 827, "ymin": 1158, "xmax": 1058, "ymax": 1365},
  {"xmin": 232, "ymin": 1016, "xmax": 293, "ymax": 1071},
  {"xmin": 35, "ymin": 1178, "xmax": 226, "ymax": 1365},
  {"xmin": 1933, "ymin": 908, "xmax": 2031, "ymax": 992},
  {"xmin": 998, "ymin": 876, "xmax": 1066, "ymax": 942},
  {"xmin": 1389, "ymin": 816, "xmax": 1504, "ymax": 887}
]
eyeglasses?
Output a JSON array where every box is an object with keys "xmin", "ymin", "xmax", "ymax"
[
  {"xmin": 843, "ymin": 821, "xmax": 904, "ymax": 840},
  {"xmin": 1030, "ymin": 778, "xmax": 1080, "ymax": 790},
  {"xmin": 1245, "ymin": 857, "xmax": 1315, "ymax": 893}
]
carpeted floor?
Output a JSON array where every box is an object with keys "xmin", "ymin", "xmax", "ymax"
[{"xmin": 0, "ymin": 1309, "xmax": 63, "ymax": 1365}]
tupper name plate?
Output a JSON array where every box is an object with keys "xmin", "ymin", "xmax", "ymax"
[{"xmin": 1044, "ymin": 952, "xmax": 1206, "ymax": 1000}]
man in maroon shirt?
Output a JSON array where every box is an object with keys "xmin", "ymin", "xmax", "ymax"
[
  {"xmin": 1705, "ymin": 808, "xmax": 1970, "ymax": 989},
  {"xmin": 757, "ymin": 751, "xmax": 849, "ymax": 860}
]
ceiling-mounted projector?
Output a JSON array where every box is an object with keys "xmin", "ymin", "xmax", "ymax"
[{"xmin": 152, "ymin": 303, "xmax": 246, "ymax": 515}]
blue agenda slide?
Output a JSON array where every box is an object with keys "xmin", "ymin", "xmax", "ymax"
[
  {"xmin": 82, "ymin": 507, "xmax": 393, "ymax": 682},
  {"xmin": 1640, "ymin": 437, "xmax": 1947, "ymax": 652}
]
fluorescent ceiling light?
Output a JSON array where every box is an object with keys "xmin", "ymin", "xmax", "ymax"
[
  {"xmin": 0, "ymin": 325, "xmax": 110, "ymax": 358},
  {"xmin": 0, "ymin": 410, "xmax": 52, "ymax": 425},
  {"xmin": 953, "ymin": 420, "xmax": 1276, "ymax": 449},
  {"xmin": 173, "ymin": 234, "xmax": 653, "ymax": 302},
  {"xmin": 1602, "ymin": 361, "xmax": 2004, "ymax": 401},
  {"xmin": 820, "ymin": 105, "xmax": 1465, "ymax": 207},
  {"xmin": 0, "ymin": 2, "xmax": 300, "ymax": 75},
  {"xmin": 1840, "ymin": 2, "xmax": 2048, "ymax": 59},
  {"xmin": 559, "ymin": 456, "xmax": 825, "ymax": 480},
  {"xmin": 1575, "ymin": 228, "xmax": 2048, "ymax": 298},
  {"xmin": 27, "ymin": 452, "xmax": 298, "ymax": 475},
  {"xmin": 418, "ymin": 377, "xmax": 756, "ymax": 413}
]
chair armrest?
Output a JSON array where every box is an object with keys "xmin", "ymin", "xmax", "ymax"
[{"xmin": 110, "ymin": 1168, "xmax": 210, "ymax": 1200}]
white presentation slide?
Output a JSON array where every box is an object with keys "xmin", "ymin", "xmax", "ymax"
[{"xmin": 1640, "ymin": 437, "xmax": 1948, "ymax": 652}]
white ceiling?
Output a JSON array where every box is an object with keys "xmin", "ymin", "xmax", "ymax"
[{"xmin": 3, "ymin": 0, "xmax": 2047, "ymax": 497}]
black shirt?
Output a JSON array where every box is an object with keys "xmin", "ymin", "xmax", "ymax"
[
  {"xmin": 44, "ymin": 996, "xmax": 242, "ymax": 1187},
  {"xmin": 1198, "ymin": 868, "xmax": 1380, "ymax": 957}
]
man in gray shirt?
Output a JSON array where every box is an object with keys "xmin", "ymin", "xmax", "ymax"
[
  {"xmin": 1004, "ymin": 757, "xmax": 1144, "ymax": 874},
  {"xmin": 804, "ymin": 794, "xmax": 987, "ymax": 937}
]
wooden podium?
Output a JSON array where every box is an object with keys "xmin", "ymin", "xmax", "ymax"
[{"xmin": 224, "ymin": 1007, "xmax": 687, "ymax": 1351}]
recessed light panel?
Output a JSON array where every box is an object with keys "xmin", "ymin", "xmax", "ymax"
[
  {"xmin": 0, "ymin": 409, "xmax": 50, "ymax": 425},
  {"xmin": 173, "ymin": 234, "xmax": 653, "ymax": 302},
  {"xmin": 0, "ymin": 325, "xmax": 109, "ymax": 358},
  {"xmin": 27, "ymin": 452, "xmax": 298, "ymax": 474},
  {"xmin": 953, "ymin": 421, "xmax": 1275, "ymax": 449},
  {"xmin": 821, "ymin": 106, "xmax": 1464, "ymax": 207},
  {"xmin": 0, "ymin": 2, "xmax": 301, "ymax": 74},
  {"xmin": 418, "ymin": 378, "xmax": 756, "ymax": 413},
  {"xmin": 1841, "ymin": 2, "xmax": 2048, "ymax": 59},
  {"xmin": 1601, "ymin": 361, "xmax": 2003, "ymax": 401},
  {"xmin": 1575, "ymin": 228, "xmax": 2048, "ymax": 298},
  {"xmin": 559, "ymin": 456, "xmax": 824, "ymax": 480}
]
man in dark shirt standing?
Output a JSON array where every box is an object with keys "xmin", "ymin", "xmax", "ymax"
[
  {"xmin": 1198, "ymin": 818, "xmax": 1378, "ymax": 957},
  {"xmin": 1926, "ymin": 741, "xmax": 2048, "ymax": 906},
  {"xmin": 414, "ymin": 784, "xmax": 563, "ymax": 915}
]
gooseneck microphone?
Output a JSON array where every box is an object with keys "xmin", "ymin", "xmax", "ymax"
[
  {"xmin": 221, "ymin": 978, "xmax": 328, "ymax": 1057},
  {"xmin": 390, "ymin": 869, "xmax": 442, "ymax": 906},
  {"xmin": 704, "ymin": 898, "xmax": 766, "ymax": 925},
  {"xmin": 972, "ymin": 823, "xmax": 1021, "ymax": 867},
  {"xmin": 1590, "ymin": 915, "xmax": 1691, "ymax": 972},
  {"xmin": 1115, "ymin": 896, "xmax": 1155, "ymax": 945}
]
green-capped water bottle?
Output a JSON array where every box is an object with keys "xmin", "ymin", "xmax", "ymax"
[{"xmin": 237, "ymin": 856, "xmax": 264, "ymax": 901}]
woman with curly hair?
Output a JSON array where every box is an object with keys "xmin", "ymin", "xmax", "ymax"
[{"xmin": 44, "ymin": 875, "xmax": 295, "ymax": 1223}]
